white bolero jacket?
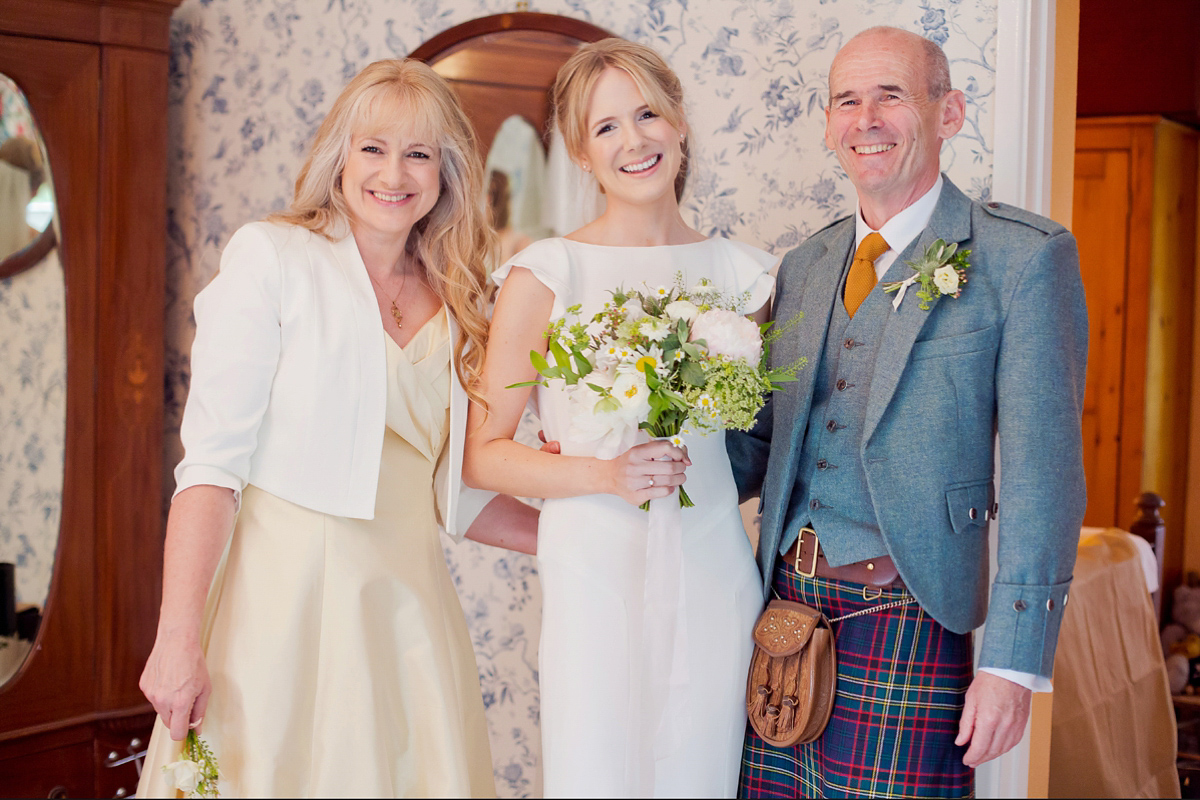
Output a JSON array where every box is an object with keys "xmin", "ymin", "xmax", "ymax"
[{"xmin": 174, "ymin": 220, "xmax": 494, "ymax": 539}]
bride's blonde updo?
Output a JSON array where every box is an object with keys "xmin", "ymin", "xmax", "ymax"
[
  {"xmin": 270, "ymin": 58, "xmax": 496, "ymax": 405},
  {"xmin": 551, "ymin": 38, "xmax": 690, "ymax": 199}
]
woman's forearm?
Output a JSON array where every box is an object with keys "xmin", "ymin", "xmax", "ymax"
[
  {"xmin": 155, "ymin": 485, "xmax": 238, "ymax": 645},
  {"xmin": 463, "ymin": 436, "xmax": 616, "ymax": 499}
]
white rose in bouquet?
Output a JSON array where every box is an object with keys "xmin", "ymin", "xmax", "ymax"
[
  {"xmin": 164, "ymin": 760, "xmax": 202, "ymax": 794},
  {"xmin": 621, "ymin": 298, "xmax": 646, "ymax": 321},
  {"xmin": 689, "ymin": 308, "xmax": 762, "ymax": 364},
  {"xmin": 664, "ymin": 299, "xmax": 699, "ymax": 322},
  {"xmin": 612, "ymin": 371, "xmax": 651, "ymax": 420}
]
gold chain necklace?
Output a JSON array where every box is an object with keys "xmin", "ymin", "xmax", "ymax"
[{"xmin": 366, "ymin": 267, "xmax": 408, "ymax": 328}]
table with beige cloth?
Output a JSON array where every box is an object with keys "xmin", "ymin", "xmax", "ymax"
[{"xmin": 1048, "ymin": 528, "xmax": 1180, "ymax": 798}]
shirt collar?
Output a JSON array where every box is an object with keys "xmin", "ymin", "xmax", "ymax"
[{"xmin": 854, "ymin": 174, "xmax": 944, "ymax": 256}]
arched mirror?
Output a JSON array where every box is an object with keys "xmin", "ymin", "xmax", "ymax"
[
  {"xmin": 412, "ymin": 13, "xmax": 612, "ymax": 261},
  {"xmin": 0, "ymin": 73, "xmax": 64, "ymax": 686}
]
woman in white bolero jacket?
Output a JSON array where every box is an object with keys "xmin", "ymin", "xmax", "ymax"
[{"xmin": 136, "ymin": 60, "xmax": 534, "ymax": 798}]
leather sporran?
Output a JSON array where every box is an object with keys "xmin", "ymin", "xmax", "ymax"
[{"xmin": 746, "ymin": 598, "xmax": 836, "ymax": 747}]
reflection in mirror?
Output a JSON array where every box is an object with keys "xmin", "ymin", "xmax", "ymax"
[
  {"xmin": 0, "ymin": 74, "xmax": 64, "ymax": 686},
  {"xmin": 428, "ymin": 28, "xmax": 605, "ymax": 265}
]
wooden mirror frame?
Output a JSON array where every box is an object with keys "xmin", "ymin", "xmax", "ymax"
[
  {"xmin": 409, "ymin": 12, "xmax": 613, "ymax": 62},
  {"xmin": 0, "ymin": 225, "xmax": 57, "ymax": 281},
  {"xmin": 410, "ymin": 12, "xmax": 614, "ymax": 155}
]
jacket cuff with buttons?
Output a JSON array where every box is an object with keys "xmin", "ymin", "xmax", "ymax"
[{"xmin": 978, "ymin": 579, "xmax": 1072, "ymax": 677}]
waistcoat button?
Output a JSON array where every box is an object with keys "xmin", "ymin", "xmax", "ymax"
[
  {"xmin": 817, "ymin": 459, "xmax": 828, "ymax": 470},
  {"xmin": 836, "ymin": 379, "xmax": 848, "ymax": 391},
  {"xmin": 1013, "ymin": 599, "xmax": 1027, "ymax": 612},
  {"xmin": 844, "ymin": 338, "xmax": 856, "ymax": 349},
  {"xmin": 810, "ymin": 499, "xmax": 820, "ymax": 511}
]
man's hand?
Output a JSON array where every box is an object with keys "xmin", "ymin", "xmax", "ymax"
[{"xmin": 955, "ymin": 671, "xmax": 1032, "ymax": 768}]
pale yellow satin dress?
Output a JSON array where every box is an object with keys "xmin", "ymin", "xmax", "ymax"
[{"xmin": 139, "ymin": 309, "xmax": 495, "ymax": 798}]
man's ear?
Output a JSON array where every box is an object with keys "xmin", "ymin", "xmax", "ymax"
[
  {"xmin": 824, "ymin": 106, "xmax": 834, "ymax": 150},
  {"xmin": 938, "ymin": 89, "xmax": 967, "ymax": 139}
]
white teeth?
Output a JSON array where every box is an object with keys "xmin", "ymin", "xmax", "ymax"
[
  {"xmin": 854, "ymin": 143, "xmax": 895, "ymax": 155},
  {"xmin": 620, "ymin": 154, "xmax": 661, "ymax": 173},
  {"xmin": 372, "ymin": 191, "xmax": 410, "ymax": 202}
]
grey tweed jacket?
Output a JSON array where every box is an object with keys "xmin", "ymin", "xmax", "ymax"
[{"xmin": 728, "ymin": 176, "xmax": 1088, "ymax": 677}]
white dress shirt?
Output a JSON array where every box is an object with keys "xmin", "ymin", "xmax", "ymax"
[{"xmin": 855, "ymin": 177, "xmax": 1050, "ymax": 694}]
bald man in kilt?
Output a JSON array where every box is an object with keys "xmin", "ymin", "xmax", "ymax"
[{"xmin": 731, "ymin": 26, "xmax": 1087, "ymax": 799}]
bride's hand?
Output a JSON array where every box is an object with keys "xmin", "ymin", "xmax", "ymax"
[
  {"xmin": 606, "ymin": 440, "xmax": 691, "ymax": 506},
  {"xmin": 140, "ymin": 629, "xmax": 211, "ymax": 741}
]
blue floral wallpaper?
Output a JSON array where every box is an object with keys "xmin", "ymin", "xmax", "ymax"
[
  {"xmin": 163, "ymin": 0, "xmax": 996, "ymax": 795},
  {"xmin": 0, "ymin": 247, "xmax": 65, "ymax": 613},
  {"xmin": 0, "ymin": 75, "xmax": 63, "ymax": 620}
]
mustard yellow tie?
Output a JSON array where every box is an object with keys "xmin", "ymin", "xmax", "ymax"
[{"xmin": 843, "ymin": 232, "xmax": 890, "ymax": 318}]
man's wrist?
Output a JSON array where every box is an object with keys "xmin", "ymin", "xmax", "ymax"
[{"xmin": 979, "ymin": 666, "xmax": 1051, "ymax": 693}]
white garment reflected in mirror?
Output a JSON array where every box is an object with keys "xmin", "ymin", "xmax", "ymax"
[{"xmin": 484, "ymin": 116, "xmax": 605, "ymax": 266}]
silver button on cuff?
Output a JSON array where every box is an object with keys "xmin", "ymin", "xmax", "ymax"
[{"xmin": 1047, "ymin": 598, "xmax": 1056, "ymax": 611}]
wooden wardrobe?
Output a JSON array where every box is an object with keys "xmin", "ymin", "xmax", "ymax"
[
  {"xmin": 0, "ymin": 1, "xmax": 178, "ymax": 796},
  {"xmin": 1074, "ymin": 115, "xmax": 1199, "ymax": 605}
]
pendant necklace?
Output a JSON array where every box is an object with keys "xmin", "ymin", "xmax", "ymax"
[{"xmin": 367, "ymin": 267, "xmax": 408, "ymax": 328}]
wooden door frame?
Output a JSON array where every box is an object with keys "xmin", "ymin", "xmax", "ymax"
[{"xmin": 979, "ymin": 2, "xmax": 1078, "ymax": 798}]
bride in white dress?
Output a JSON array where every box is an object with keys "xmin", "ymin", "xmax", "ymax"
[{"xmin": 463, "ymin": 39, "xmax": 774, "ymax": 798}]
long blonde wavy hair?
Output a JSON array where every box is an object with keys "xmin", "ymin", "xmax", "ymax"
[{"xmin": 270, "ymin": 58, "xmax": 496, "ymax": 404}]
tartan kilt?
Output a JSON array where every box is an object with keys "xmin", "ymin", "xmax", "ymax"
[{"xmin": 739, "ymin": 559, "xmax": 974, "ymax": 799}]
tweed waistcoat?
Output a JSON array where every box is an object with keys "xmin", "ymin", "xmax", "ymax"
[{"xmin": 779, "ymin": 255, "xmax": 913, "ymax": 566}]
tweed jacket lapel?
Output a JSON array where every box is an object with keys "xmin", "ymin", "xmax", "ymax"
[
  {"xmin": 757, "ymin": 218, "xmax": 855, "ymax": 561},
  {"xmin": 777, "ymin": 219, "xmax": 856, "ymax": 457},
  {"xmin": 861, "ymin": 177, "xmax": 974, "ymax": 445}
]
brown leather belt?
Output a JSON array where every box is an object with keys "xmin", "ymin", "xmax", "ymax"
[{"xmin": 782, "ymin": 527, "xmax": 905, "ymax": 590}]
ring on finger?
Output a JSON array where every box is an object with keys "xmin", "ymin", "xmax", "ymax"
[{"xmin": 648, "ymin": 476, "xmax": 655, "ymax": 487}]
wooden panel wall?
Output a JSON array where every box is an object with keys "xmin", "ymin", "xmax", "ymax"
[
  {"xmin": 1144, "ymin": 123, "xmax": 1198, "ymax": 595},
  {"xmin": 1074, "ymin": 116, "xmax": 1199, "ymax": 604}
]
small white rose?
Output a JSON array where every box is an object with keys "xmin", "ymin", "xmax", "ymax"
[
  {"xmin": 164, "ymin": 759, "xmax": 202, "ymax": 794},
  {"xmin": 932, "ymin": 265, "xmax": 960, "ymax": 296},
  {"xmin": 664, "ymin": 299, "xmax": 699, "ymax": 322},
  {"xmin": 620, "ymin": 298, "xmax": 646, "ymax": 321},
  {"xmin": 689, "ymin": 308, "xmax": 762, "ymax": 363}
]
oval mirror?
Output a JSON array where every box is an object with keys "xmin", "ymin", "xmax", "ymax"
[
  {"xmin": 0, "ymin": 73, "xmax": 64, "ymax": 686},
  {"xmin": 413, "ymin": 13, "xmax": 612, "ymax": 263}
]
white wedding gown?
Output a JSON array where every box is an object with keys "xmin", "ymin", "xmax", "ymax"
[{"xmin": 493, "ymin": 237, "xmax": 775, "ymax": 798}]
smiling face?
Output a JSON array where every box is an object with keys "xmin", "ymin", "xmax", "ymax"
[
  {"xmin": 340, "ymin": 106, "xmax": 442, "ymax": 248},
  {"xmin": 824, "ymin": 29, "xmax": 964, "ymax": 225},
  {"xmin": 579, "ymin": 67, "xmax": 686, "ymax": 209}
]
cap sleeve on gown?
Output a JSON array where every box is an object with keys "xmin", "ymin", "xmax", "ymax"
[
  {"xmin": 492, "ymin": 237, "xmax": 573, "ymax": 322},
  {"xmin": 724, "ymin": 239, "xmax": 778, "ymax": 313}
]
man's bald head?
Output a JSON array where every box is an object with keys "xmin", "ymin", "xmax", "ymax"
[{"xmin": 832, "ymin": 26, "xmax": 952, "ymax": 102}]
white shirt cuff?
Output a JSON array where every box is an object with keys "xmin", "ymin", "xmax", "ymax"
[{"xmin": 980, "ymin": 666, "xmax": 1053, "ymax": 693}]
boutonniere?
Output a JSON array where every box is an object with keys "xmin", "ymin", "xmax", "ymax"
[{"xmin": 881, "ymin": 239, "xmax": 971, "ymax": 311}]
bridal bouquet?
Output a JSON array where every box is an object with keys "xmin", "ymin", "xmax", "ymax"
[{"xmin": 511, "ymin": 274, "xmax": 802, "ymax": 508}]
